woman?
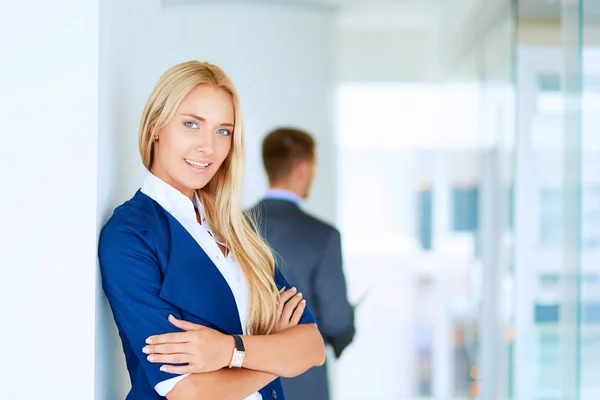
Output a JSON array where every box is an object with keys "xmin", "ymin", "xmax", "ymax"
[{"xmin": 98, "ymin": 61, "xmax": 325, "ymax": 400}]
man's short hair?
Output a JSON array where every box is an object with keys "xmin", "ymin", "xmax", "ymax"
[{"xmin": 262, "ymin": 127, "xmax": 315, "ymax": 183}]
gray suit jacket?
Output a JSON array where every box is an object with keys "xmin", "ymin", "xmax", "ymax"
[{"xmin": 249, "ymin": 199, "xmax": 355, "ymax": 400}]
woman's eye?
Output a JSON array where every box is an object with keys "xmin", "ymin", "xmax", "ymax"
[
  {"xmin": 217, "ymin": 128, "xmax": 232, "ymax": 136},
  {"xmin": 184, "ymin": 121, "xmax": 198, "ymax": 129}
]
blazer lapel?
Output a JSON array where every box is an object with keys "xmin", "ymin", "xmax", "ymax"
[{"xmin": 158, "ymin": 212, "xmax": 243, "ymax": 334}]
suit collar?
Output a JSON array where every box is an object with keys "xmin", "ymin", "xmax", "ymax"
[
  {"xmin": 265, "ymin": 188, "xmax": 302, "ymax": 205},
  {"xmin": 260, "ymin": 197, "xmax": 301, "ymax": 210}
]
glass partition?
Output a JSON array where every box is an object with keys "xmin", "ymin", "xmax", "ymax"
[
  {"xmin": 511, "ymin": 0, "xmax": 598, "ymax": 399},
  {"xmin": 579, "ymin": 1, "xmax": 600, "ymax": 398}
]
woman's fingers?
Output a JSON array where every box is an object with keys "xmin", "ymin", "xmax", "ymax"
[
  {"xmin": 143, "ymin": 343, "xmax": 189, "ymax": 355},
  {"xmin": 146, "ymin": 331, "xmax": 190, "ymax": 345},
  {"xmin": 277, "ymin": 287, "xmax": 298, "ymax": 319},
  {"xmin": 282, "ymin": 292, "xmax": 303, "ymax": 322},
  {"xmin": 279, "ymin": 287, "xmax": 298, "ymax": 305},
  {"xmin": 289, "ymin": 299, "xmax": 306, "ymax": 326},
  {"xmin": 147, "ymin": 353, "xmax": 191, "ymax": 365},
  {"xmin": 273, "ymin": 287, "xmax": 305, "ymax": 333},
  {"xmin": 147, "ymin": 315, "xmax": 206, "ymax": 345},
  {"xmin": 160, "ymin": 364, "xmax": 195, "ymax": 374},
  {"xmin": 168, "ymin": 314, "xmax": 203, "ymax": 331}
]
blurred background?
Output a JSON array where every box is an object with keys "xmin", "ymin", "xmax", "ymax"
[{"xmin": 1, "ymin": 0, "xmax": 600, "ymax": 399}]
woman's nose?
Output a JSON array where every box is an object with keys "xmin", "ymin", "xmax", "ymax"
[{"xmin": 195, "ymin": 132, "xmax": 215, "ymax": 155}]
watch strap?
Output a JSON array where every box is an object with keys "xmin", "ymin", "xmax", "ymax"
[
  {"xmin": 228, "ymin": 335, "xmax": 245, "ymax": 369},
  {"xmin": 232, "ymin": 334, "xmax": 245, "ymax": 351}
]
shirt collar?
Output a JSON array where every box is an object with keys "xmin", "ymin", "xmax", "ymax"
[
  {"xmin": 141, "ymin": 173, "xmax": 226, "ymax": 246},
  {"xmin": 141, "ymin": 172, "xmax": 202, "ymax": 222},
  {"xmin": 265, "ymin": 189, "xmax": 302, "ymax": 205}
]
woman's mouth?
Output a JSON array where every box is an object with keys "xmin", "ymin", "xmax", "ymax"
[{"xmin": 184, "ymin": 158, "xmax": 212, "ymax": 170}]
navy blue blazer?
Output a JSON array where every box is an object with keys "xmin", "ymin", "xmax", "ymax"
[{"xmin": 98, "ymin": 190, "xmax": 317, "ymax": 399}]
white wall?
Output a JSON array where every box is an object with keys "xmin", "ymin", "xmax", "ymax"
[
  {"xmin": 159, "ymin": 2, "xmax": 338, "ymax": 223},
  {"xmin": 0, "ymin": 1, "xmax": 98, "ymax": 398},
  {"xmin": 96, "ymin": 0, "xmax": 162, "ymax": 398}
]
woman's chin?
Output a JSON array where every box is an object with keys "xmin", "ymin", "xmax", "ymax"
[{"xmin": 179, "ymin": 173, "xmax": 213, "ymax": 192}]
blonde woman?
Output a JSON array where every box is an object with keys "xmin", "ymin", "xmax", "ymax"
[{"xmin": 98, "ymin": 61, "xmax": 325, "ymax": 400}]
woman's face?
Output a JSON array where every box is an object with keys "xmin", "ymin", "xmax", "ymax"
[{"xmin": 151, "ymin": 85, "xmax": 234, "ymax": 198}]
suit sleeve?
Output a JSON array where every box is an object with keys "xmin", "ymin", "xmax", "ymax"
[
  {"xmin": 313, "ymin": 228, "xmax": 355, "ymax": 358},
  {"xmin": 98, "ymin": 218, "xmax": 187, "ymax": 395},
  {"xmin": 274, "ymin": 267, "xmax": 317, "ymax": 325}
]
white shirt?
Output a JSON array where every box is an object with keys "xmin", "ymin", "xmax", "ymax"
[{"xmin": 141, "ymin": 173, "xmax": 260, "ymax": 400}]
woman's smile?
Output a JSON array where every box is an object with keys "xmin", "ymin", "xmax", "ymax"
[{"xmin": 184, "ymin": 157, "xmax": 212, "ymax": 173}]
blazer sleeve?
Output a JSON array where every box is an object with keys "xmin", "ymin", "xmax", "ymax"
[
  {"xmin": 98, "ymin": 214, "xmax": 186, "ymax": 395},
  {"xmin": 313, "ymin": 228, "xmax": 355, "ymax": 358},
  {"xmin": 274, "ymin": 267, "xmax": 317, "ymax": 325}
]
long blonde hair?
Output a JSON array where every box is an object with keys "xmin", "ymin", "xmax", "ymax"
[{"xmin": 139, "ymin": 61, "xmax": 279, "ymax": 335}]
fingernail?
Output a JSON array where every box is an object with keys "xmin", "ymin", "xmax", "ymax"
[
  {"xmin": 160, "ymin": 365, "xmax": 167, "ymax": 372},
  {"xmin": 147, "ymin": 355, "xmax": 154, "ymax": 361},
  {"xmin": 142, "ymin": 347, "xmax": 149, "ymax": 354},
  {"xmin": 292, "ymin": 287, "xmax": 297, "ymax": 292},
  {"xmin": 146, "ymin": 338, "xmax": 153, "ymax": 344},
  {"xmin": 297, "ymin": 292, "xmax": 303, "ymax": 297},
  {"xmin": 301, "ymin": 299, "xmax": 306, "ymax": 304}
]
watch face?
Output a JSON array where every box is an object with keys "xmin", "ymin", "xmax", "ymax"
[{"xmin": 232, "ymin": 349, "xmax": 245, "ymax": 368}]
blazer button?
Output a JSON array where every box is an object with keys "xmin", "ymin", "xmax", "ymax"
[{"xmin": 271, "ymin": 389, "xmax": 277, "ymax": 399}]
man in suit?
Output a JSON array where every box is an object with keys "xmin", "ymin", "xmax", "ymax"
[{"xmin": 249, "ymin": 127, "xmax": 355, "ymax": 400}]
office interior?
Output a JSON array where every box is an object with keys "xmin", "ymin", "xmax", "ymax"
[{"xmin": 1, "ymin": 0, "xmax": 599, "ymax": 399}]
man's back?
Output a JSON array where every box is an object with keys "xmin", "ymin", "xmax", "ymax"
[{"xmin": 250, "ymin": 198, "xmax": 355, "ymax": 400}]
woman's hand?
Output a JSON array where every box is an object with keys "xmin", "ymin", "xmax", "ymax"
[
  {"xmin": 272, "ymin": 287, "xmax": 306, "ymax": 334},
  {"xmin": 143, "ymin": 315, "xmax": 233, "ymax": 374}
]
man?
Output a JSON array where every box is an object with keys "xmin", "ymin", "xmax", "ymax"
[{"xmin": 249, "ymin": 127, "xmax": 355, "ymax": 400}]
